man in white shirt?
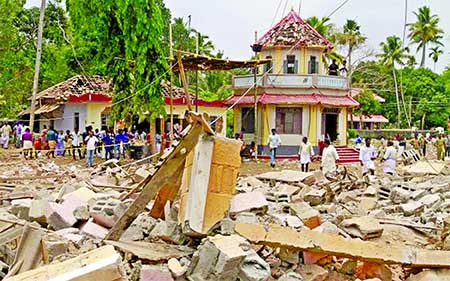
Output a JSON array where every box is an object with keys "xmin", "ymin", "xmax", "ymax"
[
  {"xmin": 71, "ymin": 128, "xmax": 83, "ymax": 160},
  {"xmin": 359, "ymin": 138, "xmax": 377, "ymax": 176},
  {"xmin": 268, "ymin": 128, "xmax": 281, "ymax": 168},
  {"xmin": 382, "ymin": 140, "xmax": 397, "ymax": 175},
  {"xmin": 1, "ymin": 122, "xmax": 12, "ymax": 149},
  {"xmin": 84, "ymin": 130, "xmax": 98, "ymax": 167},
  {"xmin": 321, "ymin": 139, "xmax": 339, "ymax": 175}
]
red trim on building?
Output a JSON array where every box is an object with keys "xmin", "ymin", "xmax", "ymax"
[
  {"xmin": 225, "ymin": 93, "xmax": 359, "ymax": 107},
  {"xmin": 225, "ymin": 95, "xmax": 262, "ymax": 105},
  {"xmin": 68, "ymin": 93, "xmax": 112, "ymax": 103},
  {"xmin": 163, "ymin": 97, "xmax": 224, "ymax": 107}
]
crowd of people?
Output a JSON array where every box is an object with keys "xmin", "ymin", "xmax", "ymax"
[
  {"xmin": 240, "ymin": 127, "xmax": 450, "ymax": 177},
  {"xmin": 0, "ymin": 121, "xmax": 185, "ymax": 167}
]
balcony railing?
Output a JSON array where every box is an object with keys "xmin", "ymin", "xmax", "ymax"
[{"xmin": 232, "ymin": 74, "xmax": 348, "ymax": 90}]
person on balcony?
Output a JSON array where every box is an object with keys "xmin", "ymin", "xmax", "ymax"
[
  {"xmin": 328, "ymin": 59, "xmax": 339, "ymax": 76},
  {"xmin": 340, "ymin": 60, "xmax": 348, "ymax": 77}
]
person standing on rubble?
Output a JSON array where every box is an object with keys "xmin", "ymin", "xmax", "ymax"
[
  {"xmin": 359, "ymin": 138, "xmax": 377, "ymax": 176},
  {"xmin": 22, "ymin": 127, "xmax": 33, "ymax": 159},
  {"xmin": 435, "ymin": 134, "xmax": 446, "ymax": 161},
  {"xmin": 298, "ymin": 136, "xmax": 314, "ymax": 172},
  {"xmin": 45, "ymin": 127, "xmax": 57, "ymax": 158},
  {"xmin": 419, "ymin": 134, "xmax": 427, "ymax": 157},
  {"xmin": 0, "ymin": 122, "xmax": 12, "ymax": 149},
  {"xmin": 268, "ymin": 128, "xmax": 281, "ymax": 168},
  {"xmin": 71, "ymin": 128, "xmax": 83, "ymax": 160},
  {"xmin": 13, "ymin": 121, "xmax": 23, "ymax": 148},
  {"xmin": 85, "ymin": 130, "xmax": 99, "ymax": 167},
  {"xmin": 381, "ymin": 140, "xmax": 397, "ymax": 175},
  {"xmin": 321, "ymin": 139, "xmax": 339, "ymax": 175}
]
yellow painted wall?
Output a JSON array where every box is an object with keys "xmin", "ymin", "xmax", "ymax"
[
  {"xmin": 86, "ymin": 102, "xmax": 109, "ymax": 130},
  {"xmin": 308, "ymin": 105, "xmax": 318, "ymax": 145},
  {"xmin": 301, "ymin": 48, "xmax": 307, "ymax": 74},
  {"xmin": 319, "ymin": 50, "xmax": 324, "ymax": 74},
  {"xmin": 274, "ymin": 48, "xmax": 282, "ymax": 74}
]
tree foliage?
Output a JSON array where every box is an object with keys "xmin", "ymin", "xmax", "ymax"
[
  {"xmin": 67, "ymin": 0, "xmax": 168, "ymax": 122},
  {"xmin": 408, "ymin": 6, "xmax": 444, "ymax": 67},
  {"xmin": 0, "ymin": 0, "xmax": 72, "ymax": 118}
]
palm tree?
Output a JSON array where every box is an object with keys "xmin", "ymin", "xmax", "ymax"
[
  {"xmin": 306, "ymin": 16, "xmax": 333, "ymax": 37},
  {"xmin": 336, "ymin": 20, "xmax": 366, "ymax": 77},
  {"xmin": 408, "ymin": 6, "xmax": 444, "ymax": 67},
  {"xmin": 378, "ymin": 36, "xmax": 410, "ymax": 127},
  {"xmin": 429, "ymin": 46, "xmax": 443, "ymax": 72}
]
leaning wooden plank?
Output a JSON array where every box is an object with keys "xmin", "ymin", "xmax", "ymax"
[
  {"xmin": 235, "ymin": 223, "xmax": 450, "ymax": 268},
  {"xmin": 105, "ymin": 123, "xmax": 204, "ymax": 241},
  {"xmin": 105, "ymin": 240, "xmax": 194, "ymax": 261},
  {"xmin": 0, "ymin": 226, "xmax": 23, "ymax": 247},
  {"xmin": 149, "ymin": 164, "xmax": 184, "ymax": 219},
  {"xmin": 4, "ymin": 245, "xmax": 126, "ymax": 281},
  {"xmin": 5, "ymin": 224, "xmax": 43, "ymax": 278}
]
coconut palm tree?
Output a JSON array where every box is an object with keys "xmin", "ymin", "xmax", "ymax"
[
  {"xmin": 306, "ymin": 16, "xmax": 333, "ymax": 38},
  {"xmin": 429, "ymin": 46, "xmax": 443, "ymax": 72},
  {"xmin": 408, "ymin": 6, "xmax": 444, "ymax": 67},
  {"xmin": 335, "ymin": 20, "xmax": 366, "ymax": 77},
  {"xmin": 378, "ymin": 35, "xmax": 410, "ymax": 127}
]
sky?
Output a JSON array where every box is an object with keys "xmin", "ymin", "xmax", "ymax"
[
  {"xmin": 26, "ymin": 0, "xmax": 450, "ymax": 73},
  {"xmin": 163, "ymin": 0, "xmax": 450, "ymax": 73}
]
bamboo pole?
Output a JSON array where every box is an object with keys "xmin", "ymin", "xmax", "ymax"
[{"xmin": 29, "ymin": 0, "xmax": 46, "ymax": 132}]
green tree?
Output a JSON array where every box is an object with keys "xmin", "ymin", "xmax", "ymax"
[
  {"xmin": 353, "ymin": 90, "xmax": 381, "ymax": 128},
  {"xmin": 408, "ymin": 6, "xmax": 444, "ymax": 67},
  {"xmin": 68, "ymin": 0, "xmax": 169, "ymax": 122},
  {"xmin": 378, "ymin": 35, "xmax": 410, "ymax": 127},
  {"xmin": 306, "ymin": 16, "xmax": 333, "ymax": 38},
  {"xmin": 335, "ymin": 19, "xmax": 366, "ymax": 75},
  {"xmin": 0, "ymin": 0, "xmax": 73, "ymax": 118},
  {"xmin": 429, "ymin": 46, "xmax": 443, "ymax": 72}
]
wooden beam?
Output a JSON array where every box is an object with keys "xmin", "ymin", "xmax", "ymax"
[
  {"xmin": 105, "ymin": 122, "xmax": 205, "ymax": 241},
  {"xmin": 5, "ymin": 224, "xmax": 43, "ymax": 278},
  {"xmin": 4, "ymin": 245, "xmax": 126, "ymax": 281},
  {"xmin": 149, "ymin": 164, "xmax": 184, "ymax": 219},
  {"xmin": 177, "ymin": 52, "xmax": 192, "ymax": 111}
]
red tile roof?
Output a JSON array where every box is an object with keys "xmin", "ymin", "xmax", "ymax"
[
  {"xmin": 257, "ymin": 10, "xmax": 333, "ymax": 49},
  {"xmin": 35, "ymin": 75, "xmax": 110, "ymax": 101}
]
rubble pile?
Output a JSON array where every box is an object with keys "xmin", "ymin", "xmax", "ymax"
[{"xmin": 2, "ymin": 140, "xmax": 450, "ymax": 280}]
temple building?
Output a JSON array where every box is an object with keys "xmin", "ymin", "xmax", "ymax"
[{"xmin": 226, "ymin": 10, "xmax": 359, "ymax": 155}]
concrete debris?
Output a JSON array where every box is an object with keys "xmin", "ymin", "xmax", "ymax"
[
  {"xmin": 297, "ymin": 264, "xmax": 328, "ymax": 281},
  {"xmin": 106, "ymin": 240, "xmax": 193, "ymax": 261},
  {"xmin": 3, "ymin": 122, "xmax": 450, "ymax": 281},
  {"xmin": 229, "ymin": 191, "xmax": 268, "ymax": 216},
  {"xmin": 406, "ymin": 269, "xmax": 450, "ymax": 280},
  {"xmin": 340, "ymin": 216, "xmax": 384, "ymax": 240}
]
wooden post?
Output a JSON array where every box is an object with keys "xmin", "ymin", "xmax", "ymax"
[
  {"xmin": 169, "ymin": 22, "xmax": 174, "ymax": 139},
  {"xmin": 29, "ymin": 0, "xmax": 46, "ymax": 132},
  {"xmin": 177, "ymin": 53, "xmax": 192, "ymax": 111},
  {"xmin": 253, "ymin": 31, "xmax": 258, "ymax": 160}
]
